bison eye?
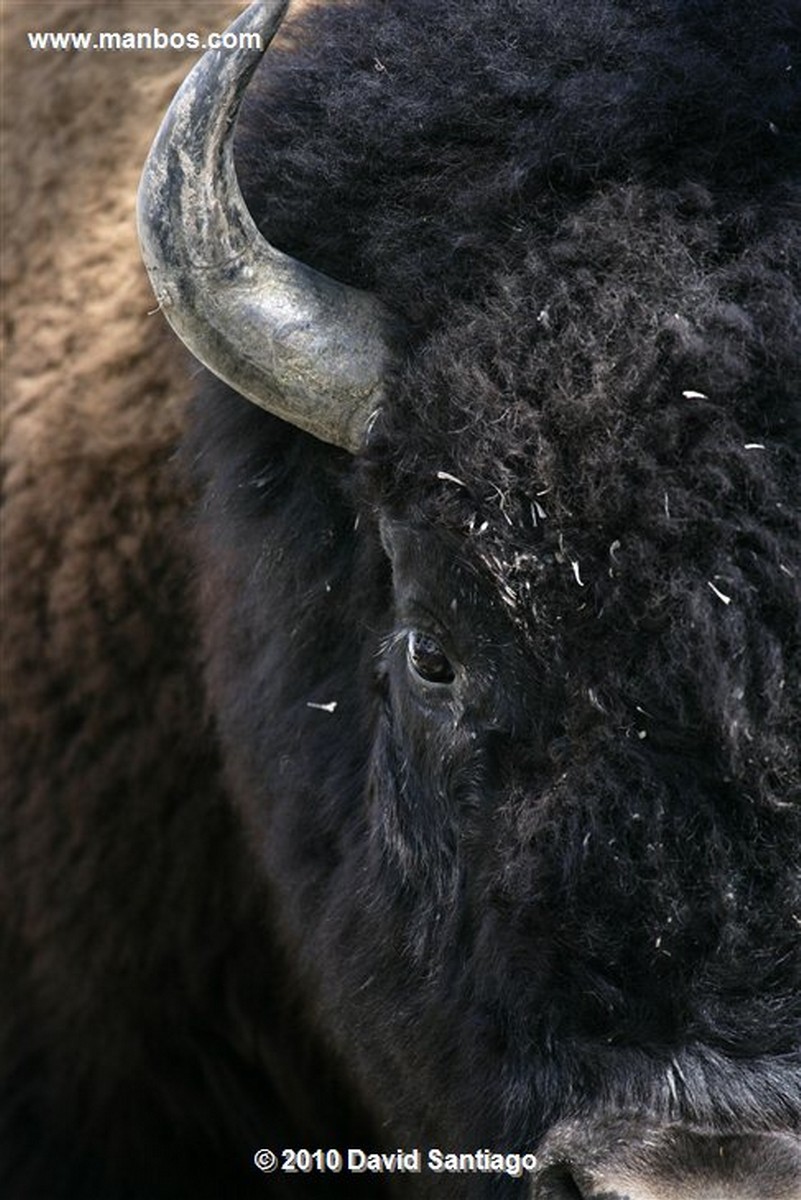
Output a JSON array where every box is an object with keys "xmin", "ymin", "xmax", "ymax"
[{"xmin": 406, "ymin": 629, "xmax": 455, "ymax": 687}]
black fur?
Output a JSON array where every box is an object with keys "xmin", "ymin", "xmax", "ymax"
[{"xmin": 3, "ymin": 0, "xmax": 800, "ymax": 1196}]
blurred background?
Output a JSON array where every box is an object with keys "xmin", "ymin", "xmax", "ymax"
[
  {"xmin": 1, "ymin": 2, "xmax": 269, "ymax": 825},
  {"xmin": 2, "ymin": 2, "xmax": 243, "ymax": 479}
]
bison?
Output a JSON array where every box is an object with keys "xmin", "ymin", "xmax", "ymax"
[{"xmin": 2, "ymin": 0, "xmax": 800, "ymax": 1196}]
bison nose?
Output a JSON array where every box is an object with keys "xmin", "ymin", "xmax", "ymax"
[{"xmin": 530, "ymin": 1124, "xmax": 801, "ymax": 1200}]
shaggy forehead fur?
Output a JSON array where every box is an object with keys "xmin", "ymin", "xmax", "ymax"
[{"xmin": 238, "ymin": 0, "xmax": 800, "ymax": 510}]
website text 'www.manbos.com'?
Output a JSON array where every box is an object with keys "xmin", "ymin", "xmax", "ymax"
[{"xmin": 26, "ymin": 28, "xmax": 263, "ymax": 53}]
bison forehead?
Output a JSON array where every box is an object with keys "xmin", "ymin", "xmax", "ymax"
[
  {"xmin": 372, "ymin": 185, "xmax": 795, "ymax": 516},
  {"xmin": 362, "ymin": 175, "xmax": 799, "ymax": 650}
]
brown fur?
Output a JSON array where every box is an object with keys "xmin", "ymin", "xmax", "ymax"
[
  {"xmin": 2, "ymin": 9, "xmax": 266, "ymax": 1194},
  {"xmin": 2, "ymin": 0, "xmax": 239, "ymax": 762},
  {"xmin": 1, "ymin": 0, "xmax": 243, "ymax": 926}
]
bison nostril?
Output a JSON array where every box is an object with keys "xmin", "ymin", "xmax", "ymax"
[
  {"xmin": 534, "ymin": 1164, "xmax": 586, "ymax": 1200},
  {"xmin": 533, "ymin": 1127, "xmax": 801, "ymax": 1200}
]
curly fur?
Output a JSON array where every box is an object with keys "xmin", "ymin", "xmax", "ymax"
[{"xmin": 3, "ymin": 0, "xmax": 800, "ymax": 1196}]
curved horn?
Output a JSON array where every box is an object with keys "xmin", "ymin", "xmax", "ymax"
[{"xmin": 137, "ymin": 0, "xmax": 397, "ymax": 452}]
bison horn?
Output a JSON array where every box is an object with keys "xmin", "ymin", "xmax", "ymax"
[{"xmin": 137, "ymin": 0, "xmax": 397, "ymax": 452}]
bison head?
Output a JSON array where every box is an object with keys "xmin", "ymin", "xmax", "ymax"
[{"xmin": 139, "ymin": 1, "xmax": 801, "ymax": 1196}]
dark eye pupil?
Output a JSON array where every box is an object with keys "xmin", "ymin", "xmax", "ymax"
[{"xmin": 407, "ymin": 630, "xmax": 455, "ymax": 685}]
